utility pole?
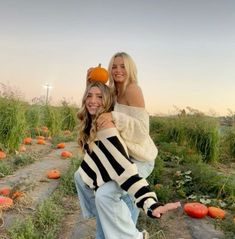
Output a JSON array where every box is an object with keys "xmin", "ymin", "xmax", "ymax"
[{"xmin": 44, "ymin": 83, "xmax": 52, "ymax": 105}]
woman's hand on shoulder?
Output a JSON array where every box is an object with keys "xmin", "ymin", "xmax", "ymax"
[
  {"xmin": 126, "ymin": 83, "xmax": 145, "ymax": 108},
  {"xmin": 97, "ymin": 113, "xmax": 114, "ymax": 130}
]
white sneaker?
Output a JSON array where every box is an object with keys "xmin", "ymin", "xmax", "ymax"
[{"xmin": 142, "ymin": 230, "xmax": 149, "ymax": 239}]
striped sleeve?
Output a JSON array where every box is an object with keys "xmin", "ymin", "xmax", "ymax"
[{"xmin": 79, "ymin": 128, "xmax": 159, "ymax": 214}]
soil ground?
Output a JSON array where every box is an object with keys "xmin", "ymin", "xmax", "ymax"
[{"xmin": 0, "ymin": 140, "xmax": 225, "ymax": 239}]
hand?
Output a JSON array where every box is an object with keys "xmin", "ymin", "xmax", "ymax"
[
  {"xmin": 87, "ymin": 67, "xmax": 94, "ymax": 81},
  {"xmin": 152, "ymin": 201, "xmax": 181, "ymax": 218},
  {"xmin": 97, "ymin": 113, "xmax": 113, "ymax": 129}
]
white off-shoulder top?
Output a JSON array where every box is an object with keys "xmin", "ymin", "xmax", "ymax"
[{"xmin": 111, "ymin": 103, "xmax": 158, "ymax": 162}]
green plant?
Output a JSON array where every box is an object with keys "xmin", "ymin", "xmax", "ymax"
[
  {"xmin": 14, "ymin": 153, "xmax": 36, "ymax": 167},
  {"xmin": 0, "ymin": 95, "xmax": 27, "ymax": 152},
  {"xmin": 0, "ymin": 161, "xmax": 13, "ymax": 178},
  {"xmin": 60, "ymin": 100, "xmax": 77, "ymax": 132},
  {"xmin": 8, "ymin": 217, "xmax": 38, "ymax": 239}
]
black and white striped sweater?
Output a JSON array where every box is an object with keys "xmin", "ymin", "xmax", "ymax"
[{"xmin": 78, "ymin": 128, "xmax": 160, "ymax": 216}]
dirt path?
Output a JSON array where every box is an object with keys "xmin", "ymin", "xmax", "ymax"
[{"xmin": 0, "ymin": 141, "xmax": 225, "ymax": 239}]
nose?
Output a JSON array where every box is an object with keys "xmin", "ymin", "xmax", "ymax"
[{"xmin": 90, "ymin": 95, "xmax": 97, "ymax": 103}]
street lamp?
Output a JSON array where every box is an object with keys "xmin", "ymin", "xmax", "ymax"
[{"xmin": 43, "ymin": 83, "xmax": 52, "ymax": 105}]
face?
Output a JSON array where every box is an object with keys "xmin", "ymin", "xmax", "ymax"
[
  {"xmin": 85, "ymin": 86, "xmax": 103, "ymax": 115},
  {"xmin": 111, "ymin": 56, "xmax": 127, "ymax": 84}
]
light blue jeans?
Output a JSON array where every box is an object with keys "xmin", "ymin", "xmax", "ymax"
[{"xmin": 74, "ymin": 159, "xmax": 155, "ymax": 239}]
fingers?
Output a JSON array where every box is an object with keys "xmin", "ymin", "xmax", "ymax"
[
  {"xmin": 152, "ymin": 201, "xmax": 181, "ymax": 218},
  {"xmin": 87, "ymin": 67, "xmax": 94, "ymax": 80}
]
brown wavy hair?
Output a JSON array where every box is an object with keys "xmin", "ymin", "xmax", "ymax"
[{"xmin": 77, "ymin": 81, "xmax": 114, "ymax": 153}]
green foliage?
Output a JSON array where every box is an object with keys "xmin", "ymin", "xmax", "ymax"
[
  {"xmin": 14, "ymin": 153, "xmax": 36, "ymax": 167},
  {"xmin": 25, "ymin": 104, "xmax": 41, "ymax": 137},
  {"xmin": 154, "ymin": 184, "xmax": 174, "ymax": 203},
  {"xmin": 41, "ymin": 105, "xmax": 61, "ymax": 136},
  {"xmin": 0, "ymin": 96, "xmax": 27, "ymax": 152},
  {"xmin": 58, "ymin": 156, "xmax": 81, "ymax": 195},
  {"xmin": 34, "ymin": 197, "xmax": 64, "ymax": 237},
  {"xmin": 147, "ymin": 156, "xmax": 164, "ymax": 186},
  {"xmin": 150, "ymin": 115, "xmax": 219, "ymax": 163},
  {"xmin": 220, "ymin": 215, "xmax": 235, "ymax": 239},
  {"xmin": 0, "ymin": 160, "xmax": 13, "ymax": 177},
  {"xmin": 220, "ymin": 127, "xmax": 235, "ymax": 159},
  {"xmin": 8, "ymin": 217, "xmax": 38, "ymax": 239},
  {"xmin": 60, "ymin": 100, "xmax": 78, "ymax": 131}
]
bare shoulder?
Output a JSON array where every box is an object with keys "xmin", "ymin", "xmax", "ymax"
[
  {"xmin": 98, "ymin": 121, "xmax": 115, "ymax": 130},
  {"xmin": 125, "ymin": 83, "xmax": 145, "ymax": 107}
]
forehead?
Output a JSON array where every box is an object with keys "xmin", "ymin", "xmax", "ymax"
[
  {"xmin": 113, "ymin": 56, "xmax": 124, "ymax": 64},
  {"xmin": 88, "ymin": 86, "xmax": 102, "ymax": 94}
]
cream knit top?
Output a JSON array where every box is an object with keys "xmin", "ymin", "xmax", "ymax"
[{"xmin": 111, "ymin": 103, "xmax": 158, "ymax": 162}]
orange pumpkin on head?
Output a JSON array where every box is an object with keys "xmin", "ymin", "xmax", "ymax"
[{"xmin": 89, "ymin": 64, "xmax": 109, "ymax": 83}]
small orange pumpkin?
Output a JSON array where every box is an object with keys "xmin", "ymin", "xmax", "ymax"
[
  {"xmin": 23, "ymin": 137, "xmax": 32, "ymax": 145},
  {"xmin": 47, "ymin": 169, "xmax": 60, "ymax": 179},
  {"xmin": 37, "ymin": 135, "xmax": 45, "ymax": 140},
  {"xmin": 18, "ymin": 144, "xmax": 26, "ymax": 152},
  {"xmin": 89, "ymin": 64, "xmax": 109, "ymax": 83},
  {"xmin": 207, "ymin": 206, "xmax": 225, "ymax": 219},
  {"xmin": 0, "ymin": 196, "xmax": 13, "ymax": 210},
  {"xmin": 0, "ymin": 151, "xmax": 6, "ymax": 159},
  {"xmin": 60, "ymin": 151, "xmax": 72, "ymax": 158},
  {"xmin": 184, "ymin": 202, "xmax": 208, "ymax": 218},
  {"xmin": 0, "ymin": 187, "xmax": 11, "ymax": 196},
  {"xmin": 41, "ymin": 126, "xmax": 48, "ymax": 132},
  {"xmin": 11, "ymin": 191, "xmax": 24, "ymax": 199},
  {"xmin": 37, "ymin": 139, "xmax": 45, "ymax": 144},
  {"xmin": 57, "ymin": 142, "xmax": 65, "ymax": 149}
]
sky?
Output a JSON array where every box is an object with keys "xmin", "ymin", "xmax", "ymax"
[{"xmin": 0, "ymin": 0, "xmax": 234, "ymax": 116}]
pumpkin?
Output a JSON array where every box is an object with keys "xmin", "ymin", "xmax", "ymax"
[
  {"xmin": 11, "ymin": 191, "xmax": 24, "ymax": 200},
  {"xmin": 207, "ymin": 206, "xmax": 225, "ymax": 219},
  {"xmin": 0, "ymin": 187, "xmax": 11, "ymax": 196},
  {"xmin": 0, "ymin": 151, "xmax": 6, "ymax": 159},
  {"xmin": 57, "ymin": 142, "xmax": 65, "ymax": 149},
  {"xmin": 37, "ymin": 139, "xmax": 45, "ymax": 144},
  {"xmin": 184, "ymin": 202, "xmax": 208, "ymax": 218},
  {"xmin": 37, "ymin": 135, "xmax": 45, "ymax": 140},
  {"xmin": 89, "ymin": 64, "xmax": 109, "ymax": 83},
  {"xmin": 18, "ymin": 144, "xmax": 26, "ymax": 152},
  {"xmin": 0, "ymin": 196, "xmax": 13, "ymax": 210},
  {"xmin": 23, "ymin": 137, "xmax": 32, "ymax": 145},
  {"xmin": 60, "ymin": 151, "xmax": 72, "ymax": 158},
  {"xmin": 41, "ymin": 126, "xmax": 48, "ymax": 132},
  {"xmin": 47, "ymin": 169, "xmax": 60, "ymax": 179}
]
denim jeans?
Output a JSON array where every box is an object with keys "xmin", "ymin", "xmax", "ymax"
[{"xmin": 74, "ymin": 159, "xmax": 155, "ymax": 239}]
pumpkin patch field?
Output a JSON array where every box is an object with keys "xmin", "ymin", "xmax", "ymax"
[{"xmin": 0, "ymin": 91, "xmax": 235, "ymax": 238}]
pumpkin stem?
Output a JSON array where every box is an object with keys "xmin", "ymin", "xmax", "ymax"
[{"xmin": 98, "ymin": 63, "xmax": 101, "ymax": 67}]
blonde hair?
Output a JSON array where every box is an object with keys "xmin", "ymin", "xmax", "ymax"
[
  {"xmin": 77, "ymin": 81, "xmax": 114, "ymax": 153},
  {"xmin": 108, "ymin": 52, "xmax": 138, "ymax": 96}
]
